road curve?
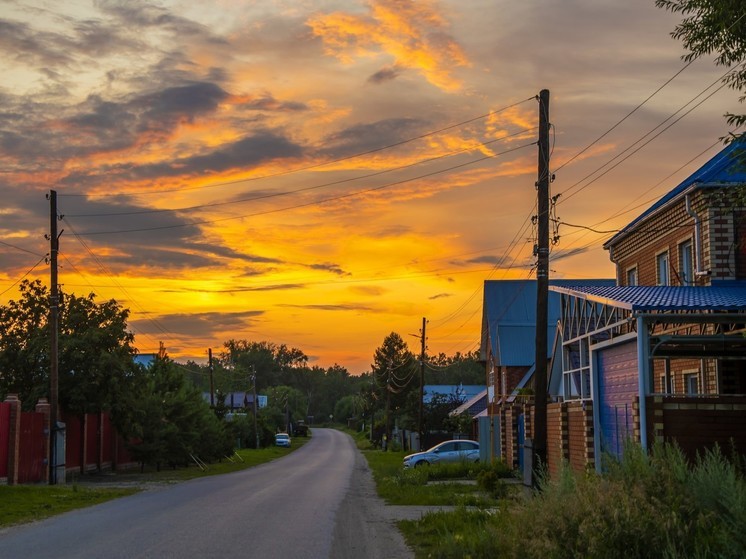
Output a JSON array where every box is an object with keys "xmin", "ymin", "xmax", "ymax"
[{"xmin": 0, "ymin": 428, "xmax": 356, "ymax": 559}]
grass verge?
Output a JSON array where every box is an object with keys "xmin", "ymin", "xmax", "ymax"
[
  {"xmin": 399, "ymin": 442, "xmax": 746, "ymax": 559},
  {"xmin": 362, "ymin": 447, "xmax": 514, "ymax": 507},
  {"xmin": 0, "ymin": 485, "xmax": 139, "ymax": 528}
]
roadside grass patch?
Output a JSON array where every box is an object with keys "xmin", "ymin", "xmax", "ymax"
[
  {"xmin": 92, "ymin": 433, "xmax": 312, "ymax": 484},
  {"xmin": 400, "ymin": 442, "xmax": 746, "ymax": 558},
  {"xmin": 399, "ymin": 508, "xmax": 495, "ymax": 559},
  {"xmin": 0, "ymin": 485, "xmax": 138, "ymax": 527},
  {"xmin": 363, "ymin": 449, "xmax": 513, "ymax": 507}
]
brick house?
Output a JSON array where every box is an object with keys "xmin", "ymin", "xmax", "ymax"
[
  {"xmin": 547, "ymin": 141, "xmax": 746, "ymax": 474},
  {"xmin": 478, "ymin": 279, "xmax": 612, "ymax": 468}
]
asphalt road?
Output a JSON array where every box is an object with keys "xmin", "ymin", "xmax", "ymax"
[{"xmin": 0, "ymin": 428, "xmax": 386, "ymax": 559}]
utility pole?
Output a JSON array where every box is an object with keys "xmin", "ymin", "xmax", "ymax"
[
  {"xmin": 384, "ymin": 360, "xmax": 392, "ymax": 450},
  {"xmin": 418, "ymin": 317, "xmax": 426, "ymax": 451},
  {"xmin": 48, "ymin": 190, "xmax": 61, "ymax": 485},
  {"xmin": 208, "ymin": 348, "xmax": 215, "ymax": 407},
  {"xmin": 251, "ymin": 365, "xmax": 259, "ymax": 449},
  {"xmin": 533, "ymin": 89, "xmax": 550, "ymax": 484}
]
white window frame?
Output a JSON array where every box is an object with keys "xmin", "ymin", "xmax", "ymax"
[
  {"xmin": 684, "ymin": 370, "xmax": 699, "ymax": 395},
  {"xmin": 626, "ymin": 266, "xmax": 638, "ymax": 286},
  {"xmin": 678, "ymin": 239, "xmax": 694, "ymax": 285},
  {"xmin": 656, "ymin": 250, "xmax": 670, "ymax": 286}
]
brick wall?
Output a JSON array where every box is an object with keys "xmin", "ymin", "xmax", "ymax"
[
  {"xmin": 647, "ymin": 395, "xmax": 746, "ymax": 461},
  {"xmin": 546, "ymin": 402, "xmax": 566, "ymax": 478},
  {"xmin": 610, "ymin": 189, "xmax": 746, "ymax": 285},
  {"xmin": 543, "ymin": 401, "xmax": 594, "ymax": 476},
  {"xmin": 567, "ymin": 401, "xmax": 594, "ymax": 473}
]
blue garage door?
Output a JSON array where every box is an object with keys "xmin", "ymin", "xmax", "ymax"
[{"xmin": 597, "ymin": 341, "xmax": 638, "ymax": 460}]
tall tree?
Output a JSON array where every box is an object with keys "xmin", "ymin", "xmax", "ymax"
[
  {"xmin": 656, "ymin": 0, "xmax": 746, "ymax": 139},
  {"xmin": 0, "ymin": 280, "xmax": 137, "ymax": 413},
  {"xmin": 371, "ymin": 332, "xmax": 416, "ymax": 440}
]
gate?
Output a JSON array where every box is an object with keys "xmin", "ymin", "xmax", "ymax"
[
  {"xmin": 18, "ymin": 411, "xmax": 47, "ymax": 483},
  {"xmin": 597, "ymin": 341, "xmax": 638, "ymax": 460}
]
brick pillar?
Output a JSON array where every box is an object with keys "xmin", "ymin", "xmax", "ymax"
[
  {"xmin": 35, "ymin": 398, "xmax": 51, "ymax": 484},
  {"xmin": 649, "ymin": 396, "xmax": 664, "ymax": 445},
  {"xmin": 583, "ymin": 401, "xmax": 595, "ymax": 469},
  {"xmin": 4, "ymin": 394, "xmax": 22, "ymax": 485}
]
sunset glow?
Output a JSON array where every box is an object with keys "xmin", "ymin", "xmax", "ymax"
[{"xmin": 0, "ymin": 0, "xmax": 741, "ymax": 372}]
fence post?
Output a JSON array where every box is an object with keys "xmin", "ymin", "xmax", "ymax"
[
  {"xmin": 35, "ymin": 398, "xmax": 51, "ymax": 484},
  {"xmin": 4, "ymin": 394, "xmax": 22, "ymax": 485}
]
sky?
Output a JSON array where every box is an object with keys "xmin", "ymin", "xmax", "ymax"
[{"xmin": 0, "ymin": 0, "xmax": 742, "ymax": 374}]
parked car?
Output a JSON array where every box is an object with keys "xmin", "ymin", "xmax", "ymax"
[
  {"xmin": 275, "ymin": 433, "xmax": 291, "ymax": 447},
  {"xmin": 403, "ymin": 439, "xmax": 479, "ymax": 468}
]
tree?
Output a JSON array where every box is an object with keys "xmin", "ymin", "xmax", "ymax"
[
  {"xmin": 0, "ymin": 280, "xmax": 137, "ymax": 413},
  {"xmin": 120, "ymin": 357, "xmax": 232, "ymax": 469},
  {"xmin": 370, "ymin": 332, "xmax": 416, "ymax": 441},
  {"xmin": 656, "ymin": 0, "xmax": 746, "ymax": 139}
]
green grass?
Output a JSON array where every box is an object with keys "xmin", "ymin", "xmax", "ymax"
[
  {"xmin": 362, "ymin": 448, "xmax": 513, "ymax": 507},
  {"xmin": 0, "ymin": 485, "xmax": 139, "ymax": 527},
  {"xmin": 399, "ymin": 442, "xmax": 746, "ymax": 559},
  {"xmin": 1, "ymin": 434, "xmax": 311, "ymax": 527},
  {"xmin": 97, "ymin": 435, "xmax": 311, "ymax": 483}
]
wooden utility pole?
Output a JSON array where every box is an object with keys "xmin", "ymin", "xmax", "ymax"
[
  {"xmin": 418, "ymin": 317, "xmax": 426, "ymax": 451},
  {"xmin": 48, "ymin": 189, "xmax": 60, "ymax": 485},
  {"xmin": 533, "ymin": 89, "xmax": 550, "ymax": 483},
  {"xmin": 251, "ymin": 365, "xmax": 259, "ymax": 449},
  {"xmin": 208, "ymin": 348, "xmax": 215, "ymax": 407}
]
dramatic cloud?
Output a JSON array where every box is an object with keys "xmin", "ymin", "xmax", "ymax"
[
  {"xmin": 130, "ymin": 310, "xmax": 264, "ymax": 337},
  {"xmin": 308, "ymin": 0, "xmax": 470, "ymax": 91}
]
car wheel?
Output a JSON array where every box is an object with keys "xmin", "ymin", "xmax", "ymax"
[{"xmin": 414, "ymin": 460, "xmax": 429, "ymax": 467}]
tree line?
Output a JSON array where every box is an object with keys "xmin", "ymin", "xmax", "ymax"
[{"xmin": 0, "ymin": 281, "xmax": 484, "ymax": 468}]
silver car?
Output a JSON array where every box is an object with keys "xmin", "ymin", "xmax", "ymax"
[{"xmin": 403, "ymin": 439, "xmax": 479, "ymax": 468}]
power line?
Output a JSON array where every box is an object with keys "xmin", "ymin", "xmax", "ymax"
[
  {"xmin": 65, "ymin": 127, "xmax": 537, "ymax": 218},
  {"xmin": 0, "ymin": 256, "xmax": 48, "ymax": 297},
  {"xmin": 0, "ymin": 239, "xmax": 46, "ymax": 258},
  {"xmin": 558, "ymin": 67, "xmax": 735, "ymax": 203},
  {"xmin": 59, "ymin": 97, "xmax": 536, "ymax": 198},
  {"xmin": 61, "ymin": 217, "xmax": 180, "ymax": 345},
  {"xmin": 69, "ymin": 142, "xmax": 537, "ymax": 236}
]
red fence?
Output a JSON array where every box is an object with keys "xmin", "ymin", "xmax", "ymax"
[
  {"xmin": 18, "ymin": 411, "xmax": 46, "ymax": 483},
  {"xmin": 3, "ymin": 394, "xmax": 137, "ymax": 484}
]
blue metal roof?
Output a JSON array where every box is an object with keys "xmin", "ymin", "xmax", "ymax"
[
  {"xmin": 549, "ymin": 283, "xmax": 746, "ymax": 312},
  {"xmin": 483, "ymin": 279, "xmax": 614, "ymax": 365},
  {"xmin": 606, "ymin": 140, "xmax": 746, "ymax": 247}
]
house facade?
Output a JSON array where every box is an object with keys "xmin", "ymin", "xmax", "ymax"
[
  {"xmin": 481, "ymin": 141, "xmax": 746, "ymax": 477},
  {"xmin": 550, "ymin": 141, "xmax": 746, "ymax": 473}
]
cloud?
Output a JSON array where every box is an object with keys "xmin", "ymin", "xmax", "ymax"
[
  {"xmin": 321, "ymin": 117, "xmax": 426, "ymax": 157},
  {"xmin": 550, "ymin": 246, "xmax": 591, "ymax": 262},
  {"xmin": 368, "ymin": 65, "xmax": 402, "ymax": 84},
  {"xmin": 160, "ymin": 284, "xmax": 307, "ymax": 293},
  {"xmin": 306, "ymin": 262, "xmax": 350, "ymax": 276},
  {"xmin": 308, "ymin": 0, "xmax": 470, "ymax": 92},
  {"xmin": 279, "ymin": 303, "xmax": 376, "ymax": 312},
  {"xmin": 130, "ymin": 309, "xmax": 264, "ymax": 337},
  {"xmin": 428, "ymin": 292, "xmax": 452, "ymax": 300}
]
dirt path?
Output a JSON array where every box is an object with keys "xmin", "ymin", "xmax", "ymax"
[{"xmin": 330, "ymin": 447, "xmax": 414, "ymax": 559}]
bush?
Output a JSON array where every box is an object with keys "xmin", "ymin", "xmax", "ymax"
[{"xmin": 403, "ymin": 442, "xmax": 746, "ymax": 558}]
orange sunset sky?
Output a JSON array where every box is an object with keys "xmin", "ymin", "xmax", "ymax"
[{"xmin": 0, "ymin": 0, "xmax": 741, "ymax": 373}]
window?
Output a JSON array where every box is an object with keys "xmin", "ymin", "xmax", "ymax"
[
  {"xmin": 656, "ymin": 251, "xmax": 670, "ymax": 286},
  {"xmin": 659, "ymin": 374, "xmax": 672, "ymax": 394},
  {"xmin": 679, "ymin": 240, "xmax": 694, "ymax": 285},
  {"xmin": 626, "ymin": 267, "xmax": 638, "ymax": 286},
  {"xmin": 685, "ymin": 372, "xmax": 699, "ymax": 395}
]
